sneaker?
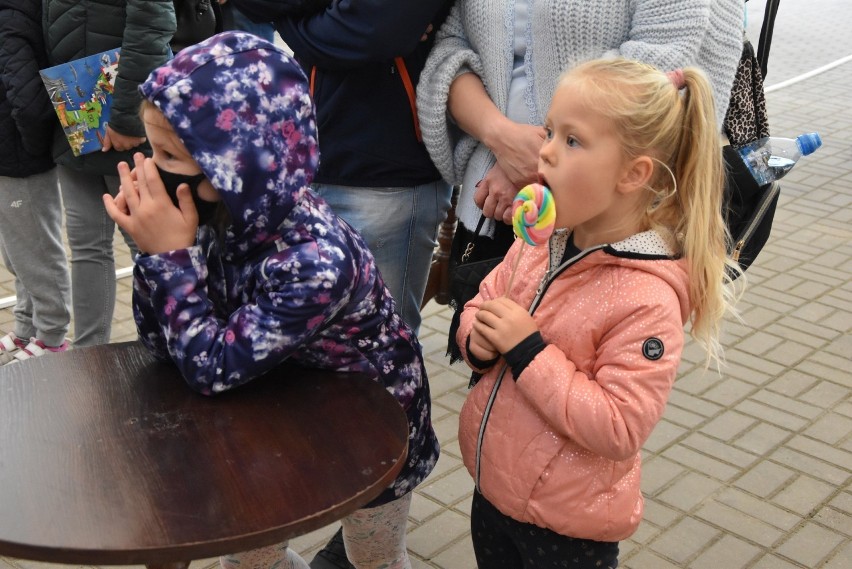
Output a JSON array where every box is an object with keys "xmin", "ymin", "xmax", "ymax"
[
  {"xmin": 309, "ymin": 528, "xmax": 355, "ymax": 569},
  {"xmin": 0, "ymin": 332, "xmax": 27, "ymax": 365},
  {"xmin": 8, "ymin": 337, "xmax": 69, "ymax": 365}
]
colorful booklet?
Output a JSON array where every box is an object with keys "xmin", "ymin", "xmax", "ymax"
[{"xmin": 40, "ymin": 48, "xmax": 121, "ymax": 156}]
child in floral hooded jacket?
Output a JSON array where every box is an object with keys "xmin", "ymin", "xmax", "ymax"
[{"xmin": 103, "ymin": 31, "xmax": 438, "ymax": 569}]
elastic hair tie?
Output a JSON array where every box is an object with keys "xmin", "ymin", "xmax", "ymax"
[{"xmin": 666, "ymin": 69, "xmax": 686, "ymax": 90}]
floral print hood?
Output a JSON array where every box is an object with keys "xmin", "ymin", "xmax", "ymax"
[{"xmin": 139, "ymin": 31, "xmax": 319, "ymax": 254}]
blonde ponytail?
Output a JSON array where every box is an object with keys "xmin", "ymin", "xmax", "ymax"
[
  {"xmin": 674, "ymin": 69, "xmax": 740, "ymax": 366},
  {"xmin": 559, "ymin": 59, "xmax": 741, "ymax": 368}
]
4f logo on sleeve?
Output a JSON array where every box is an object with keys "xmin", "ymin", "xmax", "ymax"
[{"xmin": 642, "ymin": 338, "xmax": 664, "ymax": 360}]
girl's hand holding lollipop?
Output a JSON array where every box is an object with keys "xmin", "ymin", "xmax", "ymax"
[{"xmin": 472, "ymin": 183, "xmax": 555, "ymax": 359}]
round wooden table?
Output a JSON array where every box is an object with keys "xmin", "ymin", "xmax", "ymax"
[{"xmin": 0, "ymin": 342, "xmax": 408, "ymax": 568}]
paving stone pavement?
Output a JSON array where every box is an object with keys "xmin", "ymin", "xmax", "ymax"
[{"xmin": 1, "ymin": 2, "xmax": 850, "ymax": 567}]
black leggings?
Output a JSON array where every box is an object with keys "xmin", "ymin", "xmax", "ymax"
[{"xmin": 471, "ymin": 491, "xmax": 620, "ymax": 569}]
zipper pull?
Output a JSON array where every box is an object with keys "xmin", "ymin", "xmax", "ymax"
[{"xmin": 535, "ymin": 270, "xmax": 551, "ymax": 297}]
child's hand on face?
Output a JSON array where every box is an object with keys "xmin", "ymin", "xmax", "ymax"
[
  {"xmin": 103, "ymin": 152, "xmax": 199, "ymax": 255},
  {"xmin": 112, "ymin": 189, "xmax": 130, "ymax": 216},
  {"xmin": 111, "ymin": 167, "xmax": 137, "ymax": 215},
  {"xmin": 473, "ymin": 297, "xmax": 540, "ymax": 355}
]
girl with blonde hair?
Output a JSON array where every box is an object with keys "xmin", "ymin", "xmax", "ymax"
[{"xmin": 456, "ymin": 58, "xmax": 740, "ymax": 568}]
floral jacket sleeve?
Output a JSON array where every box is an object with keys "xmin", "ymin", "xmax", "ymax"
[{"xmin": 133, "ymin": 236, "xmax": 355, "ymax": 396}]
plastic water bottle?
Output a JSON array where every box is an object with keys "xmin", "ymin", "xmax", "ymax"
[{"xmin": 737, "ymin": 133, "xmax": 822, "ymax": 186}]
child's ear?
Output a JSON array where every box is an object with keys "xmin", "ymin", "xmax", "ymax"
[{"xmin": 617, "ymin": 156, "xmax": 654, "ymax": 195}]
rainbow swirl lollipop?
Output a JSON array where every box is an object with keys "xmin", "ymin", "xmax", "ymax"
[{"xmin": 512, "ymin": 183, "xmax": 556, "ymax": 246}]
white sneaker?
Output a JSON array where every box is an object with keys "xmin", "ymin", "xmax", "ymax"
[
  {"xmin": 8, "ymin": 337, "xmax": 70, "ymax": 364},
  {"xmin": 0, "ymin": 332, "xmax": 27, "ymax": 365}
]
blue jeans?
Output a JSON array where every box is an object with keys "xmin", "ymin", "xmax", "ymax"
[
  {"xmin": 314, "ymin": 182, "xmax": 452, "ymax": 333},
  {"xmin": 229, "ymin": 6, "xmax": 275, "ymax": 42}
]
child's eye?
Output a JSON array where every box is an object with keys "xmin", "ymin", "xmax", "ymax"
[
  {"xmin": 566, "ymin": 135, "xmax": 581, "ymax": 148},
  {"xmin": 544, "ymin": 127, "xmax": 553, "ymax": 140}
]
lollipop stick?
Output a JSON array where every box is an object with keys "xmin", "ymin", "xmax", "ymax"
[{"xmin": 503, "ymin": 241, "xmax": 526, "ymax": 298}]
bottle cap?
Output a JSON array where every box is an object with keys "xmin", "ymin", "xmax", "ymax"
[{"xmin": 796, "ymin": 133, "xmax": 822, "ymax": 156}]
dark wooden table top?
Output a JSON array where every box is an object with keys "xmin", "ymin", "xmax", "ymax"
[{"xmin": 0, "ymin": 341, "xmax": 408, "ymax": 566}]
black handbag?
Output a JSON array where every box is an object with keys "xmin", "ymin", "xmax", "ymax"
[
  {"xmin": 724, "ymin": 147, "xmax": 780, "ymax": 270},
  {"xmin": 170, "ymin": 0, "xmax": 223, "ymax": 54},
  {"xmin": 446, "ymin": 215, "xmax": 506, "ymax": 363},
  {"xmin": 722, "ymin": 0, "xmax": 781, "ymax": 275}
]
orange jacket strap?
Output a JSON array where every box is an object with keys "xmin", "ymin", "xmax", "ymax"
[
  {"xmin": 394, "ymin": 56, "xmax": 422, "ymax": 143},
  {"xmin": 309, "ymin": 61, "xmax": 421, "ymax": 142}
]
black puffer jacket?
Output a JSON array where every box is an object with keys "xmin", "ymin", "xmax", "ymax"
[
  {"xmin": 43, "ymin": 0, "xmax": 175, "ymax": 175},
  {"xmin": 0, "ymin": 0, "xmax": 55, "ymax": 177},
  {"xmin": 233, "ymin": 0, "xmax": 452, "ymax": 187}
]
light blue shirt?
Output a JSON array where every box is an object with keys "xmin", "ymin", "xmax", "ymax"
[
  {"xmin": 461, "ymin": 0, "xmax": 538, "ymax": 234},
  {"xmin": 507, "ymin": 0, "xmax": 534, "ymax": 125}
]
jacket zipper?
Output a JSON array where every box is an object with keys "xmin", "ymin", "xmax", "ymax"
[
  {"xmin": 473, "ymin": 364, "xmax": 508, "ymax": 492},
  {"xmin": 473, "ymin": 244, "xmax": 605, "ymax": 490}
]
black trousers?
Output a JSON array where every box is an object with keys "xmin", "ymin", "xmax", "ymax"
[{"xmin": 471, "ymin": 490, "xmax": 620, "ymax": 569}]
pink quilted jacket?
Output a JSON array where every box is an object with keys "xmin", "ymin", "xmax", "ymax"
[{"xmin": 458, "ymin": 230, "xmax": 691, "ymax": 542}]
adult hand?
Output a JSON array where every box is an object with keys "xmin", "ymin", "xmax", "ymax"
[
  {"xmin": 489, "ymin": 121, "xmax": 545, "ymax": 189},
  {"xmin": 473, "ymin": 297, "xmax": 539, "ymax": 355},
  {"xmin": 101, "ymin": 125, "xmax": 147, "ymax": 152},
  {"xmin": 103, "ymin": 153, "xmax": 199, "ymax": 254},
  {"xmin": 449, "ymin": 75, "xmax": 543, "ymax": 189},
  {"xmin": 474, "ymin": 162, "xmax": 517, "ymax": 224}
]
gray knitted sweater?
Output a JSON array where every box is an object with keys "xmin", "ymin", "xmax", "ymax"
[{"xmin": 417, "ymin": 0, "xmax": 744, "ymax": 228}]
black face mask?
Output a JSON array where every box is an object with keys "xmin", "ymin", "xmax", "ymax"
[{"xmin": 155, "ymin": 165, "xmax": 220, "ymax": 226}]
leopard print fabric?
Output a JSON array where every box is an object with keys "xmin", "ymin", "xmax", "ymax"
[{"xmin": 724, "ymin": 39, "xmax": 770, "ymax": 146}]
